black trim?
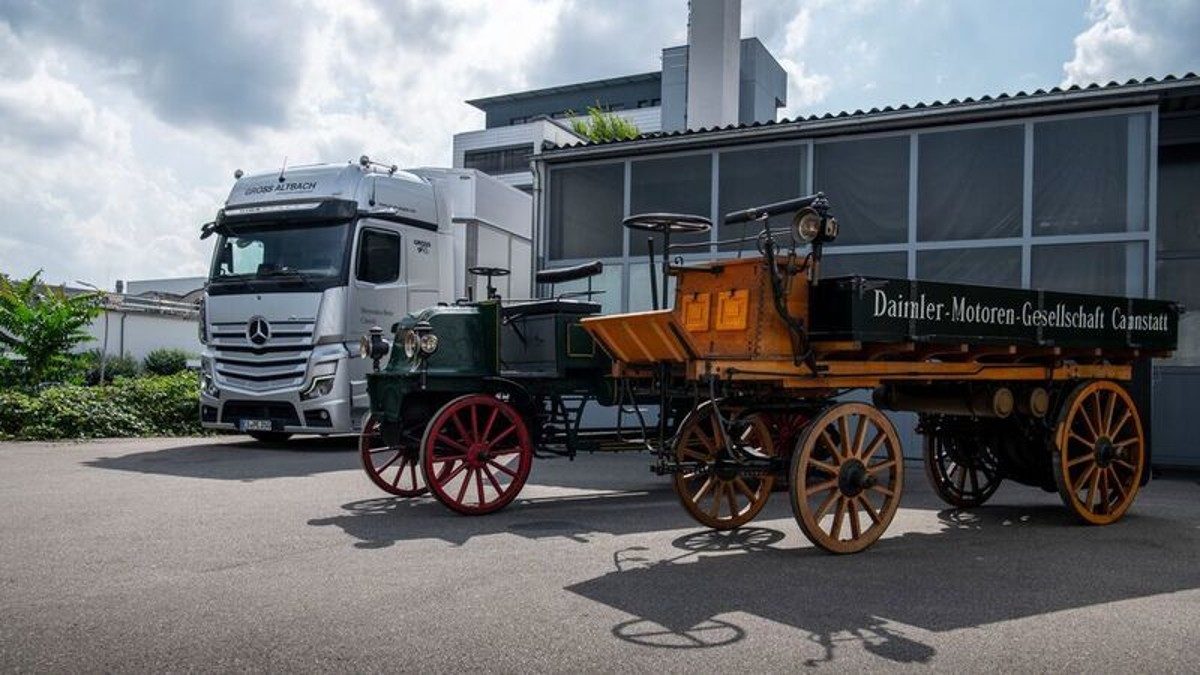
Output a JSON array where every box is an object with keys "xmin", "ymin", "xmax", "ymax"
[
  {"xmin": 217, "ymin": 199, "xmax": 357, "ymax": 227},
  {"xmin": 362, "ymin": 212, "xmax": 439, "ymax": 233},
  {"xmin": 216, "ymin": 369, "xmax": 303, "ymax": 382}
]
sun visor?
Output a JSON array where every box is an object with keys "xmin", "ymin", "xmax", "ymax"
[{"xmin": 217, "ymin": 198, "xmax": 358, "ymax": 227}]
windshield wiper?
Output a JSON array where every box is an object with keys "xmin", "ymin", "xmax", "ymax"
[{"xmin": 257, "ymin": 268, "xmax": 321, "ymax": 291}]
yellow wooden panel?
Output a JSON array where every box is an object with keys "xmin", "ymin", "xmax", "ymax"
[
  {"xmin": 580, "ymin": 310, "xmax": 699, "ymax": 364},
  {"xmin": 715, "ymin": 289, "xmax": 750, "ymax": 331},
  {"xmin": 681, "ymin": 293, "xmax": 710, "ymax": 332}
]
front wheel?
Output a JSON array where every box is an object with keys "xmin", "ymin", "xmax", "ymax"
[
  {"xmin": 359, "ymin": 414, "xmax": 427, "ymax": 497},
  {"xmin": 790, "ymin": 402, "xmax": 904, "ymax": 554},
  {"xmin": 672, "ymin": 402, "xmax": 776, "ymax": 531},
  {"xmin": 420, "ymin": 394, "xmax": 534, "ymax": 515}
]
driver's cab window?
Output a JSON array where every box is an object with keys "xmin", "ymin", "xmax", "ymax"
[
  {"xmin": 357, "ymin": 228, "xmax": 401, "ymax": 284},
  {"xmin": 224, "ymin": 239, "xmax": 264, "ymax": 275}
]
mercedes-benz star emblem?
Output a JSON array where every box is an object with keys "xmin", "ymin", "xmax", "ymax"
[{"xmin": 247, "ymin": 317, "xmax": 271, "ymax": 345}]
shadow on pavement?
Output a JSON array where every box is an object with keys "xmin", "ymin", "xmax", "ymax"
[
  {"xmin": 84, "ymin": 435, "xmax": 358, "ymax": 481},
  {"xmin": 564, "ymin": 505, "xmax": 1200, "ymax": 666},
  {"xmin": 308, "ymin": 483, "xmax": 691, "ymax": 547}
]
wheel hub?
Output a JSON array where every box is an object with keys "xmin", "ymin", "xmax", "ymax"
[
  {"xmin": 1094, "ymin": 437, "xmax": 1116, "ymax": 467},
  {"xmin": 467, "ymin": 442, "xmax": 490, "ymax": 466},
  {"xmin": 838, "ymin": 458, "xmax": 873, "ymax": 497}
]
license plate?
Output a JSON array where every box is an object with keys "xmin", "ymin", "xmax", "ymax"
[{"xmin": 240, "ymin": 419, "xmax": 273, "ymax": 432}]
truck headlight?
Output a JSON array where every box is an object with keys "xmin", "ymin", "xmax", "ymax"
[
  {"xmin": 301, "ymin": 376, "xmax": 335, "ymax": 400},
  {"xmin": 200, "ymin": 357, "xmax": 219, "ymax": 398}
]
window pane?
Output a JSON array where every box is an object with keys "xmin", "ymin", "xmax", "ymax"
[
  {"xmin": 918, "ymin": 126, "xmax": 1023, "ymax": 240},
  {"xmin": 821, "ymin": 251, "xmax": 908, "ymax": 279},
  {"xmin": 1031, "ymin": 241, "xmax": 1146, "ymax": 296},
  {"xmin": 1157, "ymin": 258, "xmax": 1200, "ymax": 308},
  {"xmin": 1033, "ymin": 113, "xmax": 1149, "ymax": 236},
  {"xmin": 545, "ymin": 263, "xmax": 622, "ymax": 315},
  {"xmin": 357, "ymin": 230, "xmax": 400, "ymax": 284},
  {"xmin": 463, "ymin": 144, "xmax": 533, "ymax": 175},
  {"xmin": 630, "ymin": 154, "xmax": 712, "ymax": 255},
  {"xmin": 549, "ymin": 164, "xmax": 624, "ymax": 260},
  {"xmin": 717, "ymin": 145, "xmax": 806, "ymax": 250},
  {"xmin": 917, "ymin": 247, "xmax": 1021, "ymax": 287},
  {"xmin": 628, "ymin": 262, "xmax": 679, "ymax": 312},
  {"xmin": 814, "ymin": 136, "xmax": 909, "ymax": 246},
  {"xmin": 1157, "ymin": 142, "xmax": 1200, "ymax": 253}
]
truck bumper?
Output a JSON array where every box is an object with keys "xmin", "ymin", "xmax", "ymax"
[{"xmin": 200, "ymin": 353, "xmax": 362, "ymax": 436}]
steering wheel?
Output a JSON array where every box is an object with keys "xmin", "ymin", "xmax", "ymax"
[
  {"xmin": 468, "ymin": 266, "xmax": 511, "ymax": 277},
  {"xmin": 622, "ymin": 213, "xmax": 712, "ymax": 234}
]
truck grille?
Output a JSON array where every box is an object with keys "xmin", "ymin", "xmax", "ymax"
[
  {"xmin": 221, "ymin": 400, "xmax": 301, "ymax": 426},
  {"xmin": 210, "ymin": 320, "xmax": 315, "ymax": 392}
]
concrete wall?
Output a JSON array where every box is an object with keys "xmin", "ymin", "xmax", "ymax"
[{"xmin": 82, "ymin": 310, "xmax": 202, "ymax": 361}]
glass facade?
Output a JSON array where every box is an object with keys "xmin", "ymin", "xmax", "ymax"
[
  {"xmin": 717, "ymin": 145, "xmax": 806, "ymax": 250},
  {"xmin": 543, "ymin": 109, "xmax": 1158, "ymax": 314},
  {"xmin": 629, "ymin": 154, "xmax": 712, "ymax": 256},
  {"xmin": 548, "ymin": 163, "xmax": 624, "ymax": 260},
  {"xmin": 918, "ymin": 125, "xmax": 1023, "ymax": 241},
  {"xmin": 814, "ymin": 136, "xmax": 909, "ymax": 246}
]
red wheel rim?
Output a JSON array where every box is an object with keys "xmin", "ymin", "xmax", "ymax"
[
  {"xmin": 421, "ymin": 394, "xmax": 533, "ymax": 515},
  {"xmin": 360, "ymin": 415, "xmax": 428, "ymax": 497}
]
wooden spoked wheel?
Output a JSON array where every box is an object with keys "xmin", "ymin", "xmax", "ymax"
[
  {"xmin": 673, "ymin": 402, "xmax": 776, "ymax": 530},
  {"xmin": 359, "ymin": 414, "xmax": 428, "ymax": 497},
  {"xmin": 923, "ymin": 432, "xmax": 1002, "ymax": 508},
  {"xmin": 1052, "ymin": 381, "xmax": 1145, "ymax": 525},
  {"xmin": 420, "ymin": 394, "xmax": 533, "ymax": 515},
  {"xmin": 790, "ymin": 402, "xmax": 904, "ymax": 554}
]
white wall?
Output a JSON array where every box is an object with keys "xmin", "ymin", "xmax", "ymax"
[{"xmin": 81, "ymin": 310, "xmax": 202, "ymax": 360}]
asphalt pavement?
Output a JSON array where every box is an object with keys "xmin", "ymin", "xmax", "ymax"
[{"xmin": 1, "ymin": 435, "xmax": 1197, "ymax": 673}]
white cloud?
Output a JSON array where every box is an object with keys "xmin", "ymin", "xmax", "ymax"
[
  {"xmin": 776, "ymin": 7, "xmax": 831, "ymax": 114},
  {"xmin": 1063, "ymin": 0, "xmax": 1200, "ymax": 85}
]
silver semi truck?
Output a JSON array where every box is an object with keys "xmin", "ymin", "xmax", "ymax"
[{"xmin": 198, "ymin": 158, "xmax": 531, "ymax": 441}]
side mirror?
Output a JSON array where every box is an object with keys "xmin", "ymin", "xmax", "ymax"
[{"xmin": 200, "ymin": 221, "xmax": 218, "ymax": 240}]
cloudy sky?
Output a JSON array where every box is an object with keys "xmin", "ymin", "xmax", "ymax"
[{"xmin": 1, "ymin": 0, "xmax": 1197, "ymax": 290}]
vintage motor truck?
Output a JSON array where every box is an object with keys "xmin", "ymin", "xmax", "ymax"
[{"xmin": 197, "ymin": 158, "xmax": 531, "ymax": 441}]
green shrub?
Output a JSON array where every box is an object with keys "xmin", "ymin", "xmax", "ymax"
[
  {"xmin": 83, "ymin": 349, "xmax": 140, "ymax": 385},
  {"xmin": 142, "ymin": 348, "xmax": 191, "ymax": 376},
  {"xmin": 0, "ymin": 271, "xmax": 102, "ymax": 387},
  {"xmin": 0, "ymin": 372, "xmax": 201, "ymax": 440}
]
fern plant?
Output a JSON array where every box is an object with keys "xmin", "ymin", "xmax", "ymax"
[
  {"xmin": 0, "ymin": 271, "xmax": 102, "ymax": 387},
  {"xmin": 569, "ymin": 105, "xmax": 641, "ymax": 143}
]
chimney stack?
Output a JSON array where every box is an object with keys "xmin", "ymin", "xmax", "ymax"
[{"xmin": 685, "ymin": 0, "xmax": 741, "ymax": 130}]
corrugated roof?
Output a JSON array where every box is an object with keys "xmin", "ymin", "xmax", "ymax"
[{"xmin": 541, "ymin": 73, "xmax": 1200, "ymax": 155}]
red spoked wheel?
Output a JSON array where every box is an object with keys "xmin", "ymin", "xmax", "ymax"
[
  {"xmin": 420, "ymin": 394, "xmax": 534, "ymax": 515},
  {"xmin": 360, "ymin": 414, "xmax": 427, "ymax": 497}
]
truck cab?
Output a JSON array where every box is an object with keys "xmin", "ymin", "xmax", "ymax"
[{"xmin": 198, "ymin": 158, "xmax": 530, "ymax": 440}]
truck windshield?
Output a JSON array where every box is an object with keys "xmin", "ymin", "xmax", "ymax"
[{"xmin": 209, "ymin": 222, "xmax": 352, "ymax": 289}]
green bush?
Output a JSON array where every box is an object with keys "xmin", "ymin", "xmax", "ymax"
[
  {"xmin": 0, "ymin": 372, "xmax": 202, "ymax": 440},
  {"xmin": 0, "ymin": 270, "xmax": 102, "ymax": 387},
  {"xmin": 83, "ymin": 349, "xmax": 140, "ymax": 385},
  {"xmin": 142, "ymin": 348, "xmax": 191, "ymax": 376}
]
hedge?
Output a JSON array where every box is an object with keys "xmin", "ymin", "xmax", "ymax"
[{"xmin": 0, "ymin": 371, "xmax": 203, "ymax": 440}]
